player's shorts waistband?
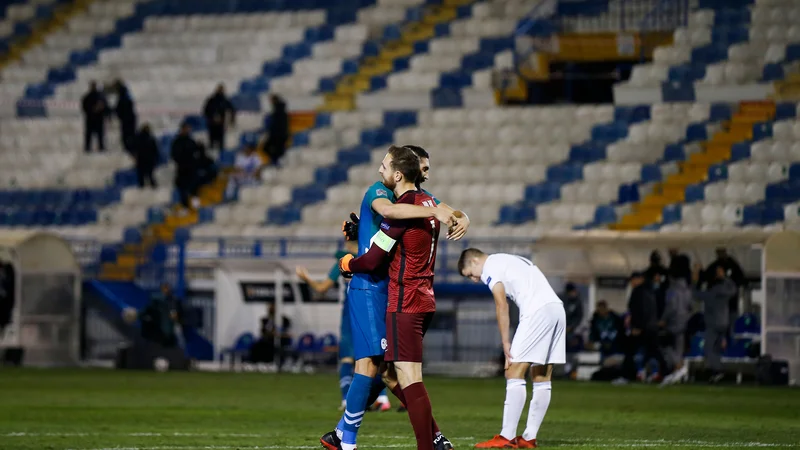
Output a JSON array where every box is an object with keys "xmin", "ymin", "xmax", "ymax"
[{"xmin": 348, "ymin": 286, "xmax": 384, "ymax": 292}]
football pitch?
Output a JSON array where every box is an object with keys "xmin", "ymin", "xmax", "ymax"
[{"xmin": 1, "ymin": 369, "xmax": 798, "ymax": 450}]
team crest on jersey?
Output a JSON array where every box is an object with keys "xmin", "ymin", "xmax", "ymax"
[
  {"xmin": 381, "ymin": 338, "xmax": 387, "ymax": 350},
  {"xmin": 376, "ymin": 188, "xmax": 387, "ymax": 197},
  {"xmin": 486, "ymin": 276, "xmax": 492, "ymax": 285}
]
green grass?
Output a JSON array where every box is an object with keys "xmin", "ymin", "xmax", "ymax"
[{"xmin": 0, "ymin": 368, "xmax": 798, "ymax": 450}]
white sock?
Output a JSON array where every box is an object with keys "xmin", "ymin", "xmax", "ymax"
[
  {"xmin": 522, "ymin": 381, "xmax": 552, "ymax": 441},
  {"xmin": 376, "ymin": 394, "xmax": 389, "ymax": 404},
  {"xmin": 500, "ymin": 378, "xmax": 527, "ymax": 440},
  {"xmin": 342, "ymin": 444, "xmax": 356, "ymax": 450}
]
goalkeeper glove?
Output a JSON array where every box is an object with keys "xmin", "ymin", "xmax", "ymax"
[
  {"xmin": 338, "ymin": 254, "xmax": 354, "ymax": 279},
  {"xmin": 342, "ymin": 212, "xmax": 359, "ymax": 241}
]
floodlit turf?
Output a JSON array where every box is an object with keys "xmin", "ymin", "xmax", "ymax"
[{"xmin": 0, "ymin": 368, "xmax": 798, "ymax": 450}]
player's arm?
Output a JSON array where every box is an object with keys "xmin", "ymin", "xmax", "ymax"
[
  {"xmin": 340, "ymin": 223, "xmax": 405, "ymax": 274},
  {"xmin": 492, "ymin": 282, "xmax": 512, "ymax": 367},
  {"xmin": 371, "ymin": 198, "xmax": 454, "ymax": 225},
  {"xmin": 295, "ymin": 266, "xmax": 336, "ymax": 295}
]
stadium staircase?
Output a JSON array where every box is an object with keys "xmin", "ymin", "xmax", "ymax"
[
  {"xmin": 613, "ymin": 101, "xmax": 776, "ymax": 230},
  {"xmin": 0, "ymin": 0, "xmax": 91, "ymax": 71},
  {"xmin": 321, "ymin": 0, "xmax": 481, "ymax": 111}
]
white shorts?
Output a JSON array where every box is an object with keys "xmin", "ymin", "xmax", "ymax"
[{"xmin": 510, "ymin": 302, "xmax": 566, "ymax": 365}]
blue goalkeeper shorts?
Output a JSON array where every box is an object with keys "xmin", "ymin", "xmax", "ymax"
[
  {"xmin": 338, "ymin": 297, "xmax": 354, "ymax": 360},
  {"xmin": 348, "ymin": 287, "xmax": 387, "ymax": 360}
]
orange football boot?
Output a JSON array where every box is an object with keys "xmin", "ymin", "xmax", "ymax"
[{"xmin": 474, "ymin": 435, "xmax": 516, "ymax": 448}]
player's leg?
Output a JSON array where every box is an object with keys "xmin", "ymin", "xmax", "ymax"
[
  {"xmin": 389, "ymin": 312, "xmax": 438, "ymax": 450},
  {"xmin": 518, "ymin": 303, "xmax": 567, "ymax": 448},
  {"xmin": 475, "ymin": 317, "xmax": 534, "ymax": 449},
  {"xmin": 321, "ymin": 288, "xmax": 386, "ymax": 450},
  {"xmin": 338, "ymin": 301, "xmax": 355, "ymax": 411}
]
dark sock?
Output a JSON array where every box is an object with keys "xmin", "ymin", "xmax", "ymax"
[
  {"xmin": 391, "ymin": 384, "xmax": 440, "ymax": 435},
  {"xmin": 390, "ymin": 384, "xmax": 406, "ymax": 405},
  {"xmin": 364, "ymin": 375, "xmax": 385, "ymax": 406},
  {"xmin": 403, "ymin": 382, "xmax": 435, "ymax": 450}
]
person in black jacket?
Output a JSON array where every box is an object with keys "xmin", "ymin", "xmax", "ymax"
[
  {"xmin": 171, "ymin": 122, "xmax": 202, "ymax": 210},
  {"xmin": 203, "ymin": 84, "xmax": 235, "ymax": 151},
  {"xmin": 81, "ymin": 81, "xmax": 108, "ymax": 152},
  {"xmin": 113, "ymin": 79, "xmax": 137, "ymax": 154},
  {"xmin": 0, "ymin": 260, "xmax": 15, "ymax": 334},
  {"xmin": 133, "ymin": 123, "xmax": 159, "ymax": 188},
  {"xmin": 700, "ymin": 248, "xmax": 745, "ymax": 335},
  {"xmin": 618, "ymin": 271, "xmax": 668, "ymax": 383},
  {"xmin": 265, "ymin": 94, "xmax": 289, "ymax": 166}
]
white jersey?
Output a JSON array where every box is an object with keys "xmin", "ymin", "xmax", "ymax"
[{"xmin": 481, "ymin": 253, "xmax": 563, "ymax": 319}]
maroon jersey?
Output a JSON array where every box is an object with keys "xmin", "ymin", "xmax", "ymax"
[
  {"xmin": 345, "ymin": 189, "xmax": 440, "ymax": 313},
  {"xmin": 381, "ymin": 190, "xmax": 440, "ymax": 313}
]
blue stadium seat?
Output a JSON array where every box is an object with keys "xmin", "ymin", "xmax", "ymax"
[
  {"xmin": 593, "ymin": 206, "xmax": 616, "ymax": 225},
  {"xmin": 661, "ymin": 204, "xmax": 681, "ymax": 224},
  {"xmin": 684, "ymin": 184, "xmax": 705, "ymax": 202},
  {"xmin": 730, "ymin": 142, "xmax": 751, "ymax": 161},
  {"xmin": 707, "ymin": 164, "xmax": 728, "ymax": 182},
  {"xmin": 688, "ymin": 333, "xmax": 704, "ymax": 358},
  {"xmin": 686, "ymin": 123, "xmax": 707, "ymax": 141},
  {"xmin": 734, "ymin": 313, "xmax": 760, "ymax": 335},
  {"xmin": 724, "ymin": 338, "xmax": 753, "ymax": 359}
]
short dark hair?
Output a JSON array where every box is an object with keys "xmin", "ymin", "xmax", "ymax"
[
  {"xmin": 403, "ymin": 145, "xmax": 429, "ymax": 159},
  {"xmin": 457, "ymin": 248, "xmax": 484, "ymax": 275},
  {"xmin": 387, "ymin": 145, "xmax": 421, "ymax": 184}
]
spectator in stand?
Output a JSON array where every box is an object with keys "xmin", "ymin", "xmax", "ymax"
[
  {"xmin": 614, "ymin": 271, "xmax": 668, "ymax": 384},
  {"xmin": 658, "ymin": 266, "xmax": 693, "ymax": 385},
  {"xmin": 265, "ymin": 94, "xmax": 289, "ymax": 166},
  {"xmin": 171, "ymin": 121, "xmax": 203, "ymax": 212},
  {"xmin": 699, "ymin": 248, "xmax": 745, "ymax": 335},
  {"xmin": 133, "ymin": 123, "xmax": 159, "ymax": 189},
  {"xmin": 81, "ymin": 81, "xmax": 108, "ymax": 152},
  {"xmin": 225, "ymin": 143, "xmax": 263, "ymax": 198},
  {"xmin": 194, "ymin": 141, "xmax": 218, "ymax": 191},
  {"xmin": 693, "ymin": 263, "xmax": 737, "ymax": 384},
  {"xmin": 668, "ymin": 248, "xmax": 692, "ymax": 285},
  {"xmin": 588, "ymin": 300, "xmax": 624, "ymax": 362},
  {"xmin": 203, "ymin": 84, "xmax": 236, "ymax": 152},
  {"xmin": 113, "ymin": 79, "xmax": 137, "ymax": 155}
]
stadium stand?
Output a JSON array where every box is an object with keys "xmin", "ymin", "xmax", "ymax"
[{"xmin": 0, "ymin": 0, "xmax": 798, "ymax": 248}]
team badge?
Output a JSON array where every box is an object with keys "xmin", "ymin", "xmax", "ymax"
[{"xmin": 381, "ymin": 338, "xmax": 387, "ymax": 350}]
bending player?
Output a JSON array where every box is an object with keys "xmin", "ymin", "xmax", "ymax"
[
  {"xmin": 338, "ymin": 146, "xmax": 446, "ymax": 450},
  {"xmin": 458, "ymin": 249, "xmax": 567, "ymax": 449},
  {"xmin": 295, "ymin": 241, "xmax": 390, "ymax": 411},
  {"xmin": 320, "ymin": 145, "xmax": 459, "ymax": 450}
]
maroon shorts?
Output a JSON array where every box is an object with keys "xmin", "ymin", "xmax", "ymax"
[{"xmin": 385, "ymin": 312, "xmax": 435, "ymax": 363}]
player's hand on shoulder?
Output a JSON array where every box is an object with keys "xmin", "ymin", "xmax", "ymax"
[
  {"xmin": 447, "ymin": 210, "xmax": 470, "ymax": 241},
  {"xmin": 338, "ymin": 254, "xmax": 354, "ymax": 279},
  {"xmin": 342, "ymin": 212, "xmax": 360, "ymax": 241}
]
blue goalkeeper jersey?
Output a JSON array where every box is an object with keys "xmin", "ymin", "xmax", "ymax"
[{"xmin": 350, "ymin": 182, "xmax": 395, "ymax": 290}]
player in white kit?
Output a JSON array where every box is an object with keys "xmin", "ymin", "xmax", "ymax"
[{"xmin": 458, "ymin": 249, "xmax": 566, "ymax": 449}]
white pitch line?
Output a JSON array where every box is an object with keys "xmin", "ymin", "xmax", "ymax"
[{"xmin": 69, "ymin": 443, "xmax": 800, "ymax": 450}]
